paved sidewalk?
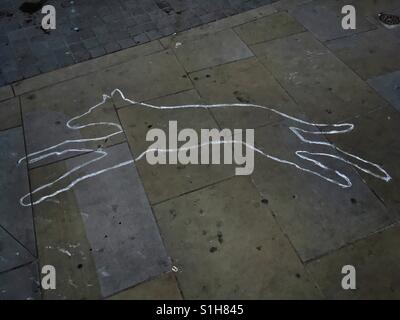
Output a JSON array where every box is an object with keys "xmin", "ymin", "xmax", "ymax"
[
  {"xmin": 0, "ymin": 0, "xmax": 278, "ymax": 85},
  {"xmin": 1, "ymin": 0, "xmax": 400, "ymax": 299}
]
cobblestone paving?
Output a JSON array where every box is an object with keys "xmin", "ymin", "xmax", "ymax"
[{"xmin": 0, "ymin": 0, "xmax": 278, "ymax": 85}]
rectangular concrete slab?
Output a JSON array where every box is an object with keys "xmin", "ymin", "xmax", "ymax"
[
  {"xmin": 164, "ymin": 29, "xmax": 253, "ymax": 73},
  {"xmin": 118, "ymin": 89, "xmax": 236, "ymax": 204},
  {"xmin": 306, "ymin": 225, "xmax": 400, "ymax": 299},
  {"xmin": 0, "ymin": 127, "xmax": 36, "ymax": 255},
  {"xmin": 101, "ymin": 50, "xmax": 193, "ymax": 108},
  {"xmin": 191, "ymin": 57, "xmax": 306, "ymax": 130},
  {"xmin": 0, "ymin": 262, "xmax": 41, "ymax": 300},
  {"xmin": 153, "ymin": 176, "xmax": 322, "ymax": 299},
  {"xmin": 252, "ymin": 32, "xmax": 390, "ymax": 123},
  {"xmin": 67, "ymin": 143, "xmax": 171, "ymax": 297},
  {"xmin": 326, "ymin": 29, "xmax": 400, "ymax": 80},
  {"xmin": 327, "ymin": 107, "xmax": 400, "ymax": 217},
  {"xmin": 368, "ymin": 70, "xmax": 400, "ymax": 112},
  {"xmin": 0, "ymin": 85, "xmax": 13, "ymax": 102},
  {"xmin": 290, "ymin": 0, "xmax": 375, "ymax": 42},
  {"xmin": 250, "ymin": 120, "xmax": 396, "ymax": 261},
  {"xmin": 12, "ymin": 41, "xmax": 163, "ymax": 96},
  {"xmin": 29, "ymin": 142, "xmax": 171, "ymax": 298},
  {"xmin": 0, "ymin": 97, "xmax": 21, "ymax": 131},
  {"xmin": 20, "ymin": 73, "xmax": 125, "ymax": 168},
  {"xmin": 234, "ymin": 12, "xmax": 305, "ymax": 45},
  {"xmin": 29, "ymin": 159, "xmax": 102, "ymax": 300},
  {"xmin": 108, "ymin": 273, "xmax": 182, "ymax": 300}
]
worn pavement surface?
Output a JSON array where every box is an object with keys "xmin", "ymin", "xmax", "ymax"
[{"xmin": 1, "ymin": 0, "xmax": 400, "ymax": 299}]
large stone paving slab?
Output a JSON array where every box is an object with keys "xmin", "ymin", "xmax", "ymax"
[
  {"xmin": 234, "ymin": 11, "xmax": 305, "ymax": 45},
  {"xmin": 161, "ymin": 29, "xmax": 253, "ymax": 73},
  {"xmin": 20, "ymin": 73, "xmax": 125, "ymax": 168},
  {"xmin": 0, "ymin": 127, "xmax": 36, "ymax": 255},
  {"xmin": 327, "ymin": 107, "xmax": 400, "ymax": 217},
  {"xmin": 0, "ymin": 85, "xmax": 13, "ymax": 102},
  {"xmin": 326, "ymin": 29, "xmax": 400, "ymax": 80},
  {"xmin": 306, "ymin": 225, "xmax": 400, "ymax": 299},
  {"xmin": 108, "ymin": 273, "xmax": 182, "ymax": 300},
  {"xmin": 29, "ymin": 159, "xmax": 102, "ymax": 300},
  {"xmin": 290, "ymin": 0, "xmax": 375, "ymax": 42},
  {"xmin": 29, "ymin": 143, "xmax": 170, "ymax": 298},
  {"xmin": 153, "ymin": 176, "xmax": 322, "ymax": 299},
  {"xmin": 252, "ymin": 32, "xmax": 390, "ymax": 123},
  {"xmin": 118, "ymin": 89, "xmax": 235, "ymax": 204},
  {"xmin": 0, "ymin": 97, "xmax": 20, "ymax": 131},
  {"xmin": 190, "ymin": 57, "xmax": 306, "ymax": 130},
  {"xmin": 103, "ymin": 50, "xmax": 193, "ymax": 108},
  {"xmin": 368, "ymin": 70, "xmax": 400, "ymax": 112},
  {"xmin": 0, "ymin": 262, "xmax": 41, "ymax": 300},
  {"xmin": 250, "ymin": 121, "xmax": 396, "ymax": 261}
]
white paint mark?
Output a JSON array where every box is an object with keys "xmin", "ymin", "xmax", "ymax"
[
  {"xmin": 18, "ymin": 89, "xmax": 392, "ymax": 207},
  {"xmin": 58, "ymin": 248, "xmax": 72, "ymax": 257},
  {"xmin": 68, "ymin": 278, "xmax": 78, "ymax": 288},
  {"xmin": 175, "ymin": 42, "xmax": 182, "ymax": 48}
]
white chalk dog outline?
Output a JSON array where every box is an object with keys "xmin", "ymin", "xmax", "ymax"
[{"xmin": 18, "ymin": 89, "xmax": 391, "ymax": 207}]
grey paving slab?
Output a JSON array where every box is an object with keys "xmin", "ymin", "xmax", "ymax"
[
  {"xmin": 29, "ymin": 159, "xmax": 102, "ymax": 300},
  {"xmin": 191, "ymin": 57, "xmax": 306, "ymax": 130},
  {"xmin": 0, "ymin": 85, "xmax": 13, "ymax": 102},
  {"xmin": 154, "ymin": 176, "xmax": 322, "ymax": 299},
  {"xmin": 118, "ymin": 89, "xmax": 235, "ymax": 204},
  {"xmin": 0, "ymin": 97, "xmax": 20, "ymax": 131},
  {"xmin": 20, "ymin": 73, "xmax": 125, "ymax": 168},
  {"xmin": 328, "ymin": 107, "xmax": 400, "ymax": 217},
  {"xmin": 368, "ymin": 70, "xmax": 400, "ymax": 112},
  {"xmin": 0, "ymin": 127, "xmax": 36, "ymax": 255},
  {"xmin": 67, "ymin": 143, "xmax": 171, "ymax": 297},
  {"xmin": 290, "ymin": 0, "xmax": 375, "ymax": 42},
  {"xmin": 0, "ymin": 262, "xmax": 41, "ymax": 300},
  {"xmin": 103, "ymin": 50, "xmax": 193, "ymax": 108},
  {"xmin": 306, "ymin": 225, "xmax": 400, "ymax": 299},
  {"xmin": 234, "ymin": 12, "xmax": 305, "ymax": 45},
  {"xmin": 163, "ymin": 29, "xmax": 253, "ymax": 73},
  {"xmin": 252, "ymin": 32, "xmax": 390, "ymax": 123},
  {"xmin": 250, "ymin": 121, "xmax": 396, "ymax": 261},
  {"xmin": 326, "ymin": 29, "xmax": 400, "ymax": 80},
  {"xmin": 108, "ymin": 272, "xmax": 182, "ymax": 300},
  {"xmin": 0, "ymin": 227, "xmax": 34, "ymax": 273}
]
